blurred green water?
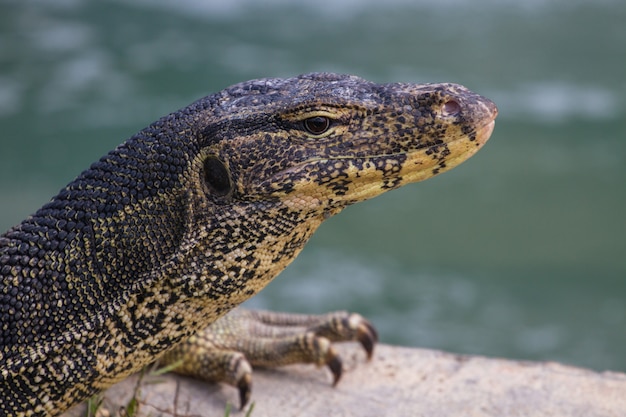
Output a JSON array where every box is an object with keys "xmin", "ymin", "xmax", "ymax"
[{"xmin": 0, "ymin": 0, "xmax": 624, "ymax": 371}]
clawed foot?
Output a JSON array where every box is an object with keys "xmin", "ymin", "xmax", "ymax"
[{"xmin": 160, "ymin": 308, "xmax": 378, "ymax": 409}]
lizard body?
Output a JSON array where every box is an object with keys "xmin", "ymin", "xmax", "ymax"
[{"xmin": 0, "ymin": 73, "xmax": 497, "ymax": 416}]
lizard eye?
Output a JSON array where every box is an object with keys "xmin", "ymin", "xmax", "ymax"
[
  {"xmin": 203, "ymin": 156, "xmax": 232, "ymax": 197},
  {"xmin": 303, "ymin": 116, "xmax": 331, "ymax": 135}
]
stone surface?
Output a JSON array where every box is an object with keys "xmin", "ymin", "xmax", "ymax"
[{"xmin": 63, "ymin": 344, "xmax": 626, "ymax": 417}]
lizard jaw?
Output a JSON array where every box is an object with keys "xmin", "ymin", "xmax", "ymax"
[{"xmin": 270, "ymin": 113, "xmax": 497, "ymax": 211}]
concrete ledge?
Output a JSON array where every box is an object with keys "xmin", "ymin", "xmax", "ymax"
[{"xmin": 64, "ymin": 344, "xmax": 626, "ymax": 416}]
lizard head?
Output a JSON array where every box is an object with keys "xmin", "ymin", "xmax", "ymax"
[{"xmin": 194, "ymin": 72, "xmax": 497, "ymax": 216}]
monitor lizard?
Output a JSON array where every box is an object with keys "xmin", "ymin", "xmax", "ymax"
[{"xmin": 0, "ymin": 72, "xmax": 497, "ymax": 416}]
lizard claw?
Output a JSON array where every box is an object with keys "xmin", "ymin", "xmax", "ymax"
[
  {"xmin": 336, "ymin": 313, "xmax": 378, "ymax": 360},
  {"xmin": 326, "ymin": 347, "xmax": 343, "ymax": 386},
  {"xmin": 237, "ymin": 373, "xmax": 252, "ymax": 410},
  {"xmin": 356, "ymin": 319, "xmax": 379, "ymax": 360}
]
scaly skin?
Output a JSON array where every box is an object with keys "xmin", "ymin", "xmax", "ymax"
[{"xmin": 0, "ymin": 73, "xmax": 497, "ymax": 416}]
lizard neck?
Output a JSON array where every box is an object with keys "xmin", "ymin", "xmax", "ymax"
[{"xmin": 167, "ymin": 201, "xmax": 329, "ymax": 319}]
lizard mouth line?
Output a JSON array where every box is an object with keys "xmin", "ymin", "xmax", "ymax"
[{"xmin": 268, "ymin": 118, "xmax": 496, "ymax": 180}]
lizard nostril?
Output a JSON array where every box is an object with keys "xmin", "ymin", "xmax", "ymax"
[{"xmin": 442, "ymin": 100, "xmax": 461, "ymax": 116}]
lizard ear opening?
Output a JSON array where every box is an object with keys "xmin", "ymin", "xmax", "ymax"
[{"xmin": 203, "ymin": 156, "xmax": 232, "ymax": 197}]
